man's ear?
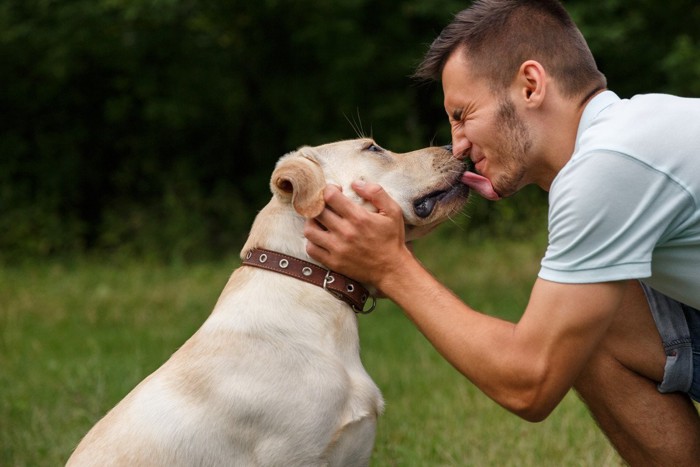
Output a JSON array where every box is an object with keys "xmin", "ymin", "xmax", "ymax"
[
  {"xmin": 517, "ymin": 60, "xmax": 546, "ymax": 107},
  {"xmin": 270, "ymin": 148, "xmax": 326, "ymax": 218}
]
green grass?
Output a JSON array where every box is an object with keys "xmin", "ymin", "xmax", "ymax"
[{"xmin": 0, "ymin": 232, "xmax": 620, "ymax": 466}]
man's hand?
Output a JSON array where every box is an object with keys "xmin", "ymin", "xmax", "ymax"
[{"xmin": 303, "ymin": 181, "xmax": 412, "ymax": 290}]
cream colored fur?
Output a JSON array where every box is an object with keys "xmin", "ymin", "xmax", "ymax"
[{"xmin": 66, "ymin": 139, "xmax": 467, "ymax": 467}]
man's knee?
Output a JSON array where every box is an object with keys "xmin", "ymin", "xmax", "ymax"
[
  {"xmin": 575, "ymin": 281, "xmax": 666, "ymax": 397},
  {"xmin": 599, "ymin": 281, "xmax": 665, "ymax": 381},
  {"xmin": 573, "ymin": 342, "xmax": 618, "ymax": 400}
]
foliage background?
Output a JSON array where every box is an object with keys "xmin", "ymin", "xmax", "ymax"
[
  {"xmin": 1, "ymin": 0, "xmax": 699, "ymax": 263},
  {"xmin": 2, "ymin": 1, "xmax": 699, "ymax": 465}
]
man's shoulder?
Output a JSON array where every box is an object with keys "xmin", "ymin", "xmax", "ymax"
[
  {"xmin": 551, "ymin": 149, "xmax": 659, "ymax": 204},
  {"xmin": 580, "ymin": 93, "xmax": 700, "ymax": 150}
]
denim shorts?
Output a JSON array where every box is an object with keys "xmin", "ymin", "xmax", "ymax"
[{"xmin": 641, "ymin": 283, "xmax": 700, "ymax": 402}]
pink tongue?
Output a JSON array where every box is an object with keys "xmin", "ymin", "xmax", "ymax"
[{"xmin": 461, "ymin": 171, "xmax": 501, "ymax": 200}]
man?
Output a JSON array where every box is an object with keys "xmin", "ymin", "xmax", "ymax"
[{"xmin": 304, "ymin": 0, "xmax": 700, "ymax": 465}]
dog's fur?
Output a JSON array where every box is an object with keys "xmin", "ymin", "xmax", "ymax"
[{"xmin": 67, "ymin": 139, "xmax": 468, "ymax": 467}]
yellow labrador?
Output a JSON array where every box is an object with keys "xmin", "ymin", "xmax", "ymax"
[{"xmin": 67, "ymin": 138, "xmax": 468, "ymax": 467}]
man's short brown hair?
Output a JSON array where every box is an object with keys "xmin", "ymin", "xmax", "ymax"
[{"xmin": 415, "ymin": 0, "xmax": 606, "ymax": 99}]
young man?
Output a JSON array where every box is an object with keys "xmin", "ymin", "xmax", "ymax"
[{"xmin": 304, "ymin": 0, "xmax": 700, "ymax": 464}]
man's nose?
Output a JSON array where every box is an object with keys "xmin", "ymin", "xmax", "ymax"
[{"xmin": 450, "ymin": 135, "xmax": 472, "ymax": 160}]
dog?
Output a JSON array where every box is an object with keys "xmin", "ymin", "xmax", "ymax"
[{"xmin": 66, "ymin": 138, "xmax": 468, "ymax": 467}]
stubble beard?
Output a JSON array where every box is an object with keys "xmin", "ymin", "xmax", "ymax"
[{"xmin": 492, "ymin": 97, "xmax": 532, "ymax": 198}]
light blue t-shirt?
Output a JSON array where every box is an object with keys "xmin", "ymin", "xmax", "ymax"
[{"xmin": 539, "ymin": 91, "xmax": 700, "ymax": 309}]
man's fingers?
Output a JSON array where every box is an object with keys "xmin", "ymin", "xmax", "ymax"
[
  {"xmin": 311, "ymin": 205, "xmax": 339, "ymax": 232},
  {"xmin": 351, "ymin": 180, "xmax": 402, "ymax": 218},
  {"xmin": 322, "ymin": 184, "xmax": 364, "ymax": 220},
  {"xmin": 304, "ymin": 235, "xmax": 330, "ymax": 265},
  {"xmin": 322, "ymin": 182, "xmax": 401, "ymax": 220},
  {"xmin": 303, "ymin": 217, "xmax": 330, "ymax": 248}
]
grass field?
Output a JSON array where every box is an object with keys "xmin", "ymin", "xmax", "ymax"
[{"xmin": 0, "ymin": 230, "xmax": 621, "ymax": 466}]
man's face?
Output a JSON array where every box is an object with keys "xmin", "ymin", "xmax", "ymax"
[{"xmin": 442, "ymin": 50, "xmax": 532, "ymax": 198}]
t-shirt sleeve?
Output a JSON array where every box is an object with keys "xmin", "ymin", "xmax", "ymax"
[{"xmin": 539, "ymin": 151, "xmax": 691, "ymax": 284}]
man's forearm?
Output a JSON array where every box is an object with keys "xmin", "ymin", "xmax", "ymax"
[{"xmin": 377, "ymin": 252, "xmax": 571, "ymax": 421}]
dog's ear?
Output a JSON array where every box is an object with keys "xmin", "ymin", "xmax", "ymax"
[{"xmin": 271, "ymin": 149, "xmax": 326, "ymax": 218}]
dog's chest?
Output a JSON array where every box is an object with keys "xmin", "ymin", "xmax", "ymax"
[{"xmin": 192, "ymin": 268, "xmax": 384, "ymax": 414}]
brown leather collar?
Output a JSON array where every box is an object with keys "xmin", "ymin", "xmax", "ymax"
[{"xmin": 242, "ymin": 248, "xmax": 376, "ymax": 314}]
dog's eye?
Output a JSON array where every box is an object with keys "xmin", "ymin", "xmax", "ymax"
[{"xmin": 364, "ymin": 143, "xmax": 384, "ymax": 153}]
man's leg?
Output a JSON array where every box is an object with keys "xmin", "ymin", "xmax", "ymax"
[{"xmin": 574, "ymin": 280, "xmax": 700, "ymax": 466}]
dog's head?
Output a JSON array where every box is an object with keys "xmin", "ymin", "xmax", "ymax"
[{"xmin": 270, "ymin": 138, "xmax": 469, "ymax": 240}]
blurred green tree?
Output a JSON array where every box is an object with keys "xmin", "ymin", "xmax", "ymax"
[{"xmin": 0, "ymin": 0, "xmax": 697, "ymax": 261}]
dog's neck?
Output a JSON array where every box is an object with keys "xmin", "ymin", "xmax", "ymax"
[
  {"xmin": 239, "ymin": 198, "xmax": 376, "ymax": 313},
  {"xmin": 241, "ymin": 198, "xmax": 314, "ymax": 263},
  {"xmin": 241, "ymin": 248, "xmax": 373, "ymax": 312}
]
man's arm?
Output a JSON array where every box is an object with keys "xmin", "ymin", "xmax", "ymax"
[
  {"xmin": 304, "ymin": 182, "xmax": 627, "ymax": 421},
  {"xmin": 382, "ymin": 263, "xmax": 625, "ymax": 421}
]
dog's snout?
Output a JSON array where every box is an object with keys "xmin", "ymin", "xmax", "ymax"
[{"xmin": 444, "ymin": 144, "xmax": 471, "ymax": 162}]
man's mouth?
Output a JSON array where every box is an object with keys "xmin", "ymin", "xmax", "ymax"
[{"xmin": 460, "ymin": 166, "xmax": 501, "ymax": 201}]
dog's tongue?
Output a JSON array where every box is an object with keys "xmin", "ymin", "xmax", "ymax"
[{"xmin": 461, "ymin": 171, "xmax": 501, "ymax": 200}]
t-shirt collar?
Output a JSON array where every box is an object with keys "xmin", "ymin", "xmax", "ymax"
[{"xmin": 575, "ymin": 90, "xmax": 620, "ymax": 151}]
